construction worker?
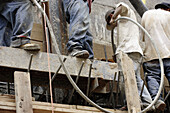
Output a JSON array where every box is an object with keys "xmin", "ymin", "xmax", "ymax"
[
  {"xmin": 0, "ymin": 0, "xmax": 40, "ymax": 50},
  {"xmin": 63, "ymin": 0, "xmax": 94, "ymax": 59},
  {"xmin": 142, "ymin": 2, "xmax": 170, "ymax": 111},
  {"xmin": 105, "ymin": 2, "xmax": 153, "ymax": 110}
]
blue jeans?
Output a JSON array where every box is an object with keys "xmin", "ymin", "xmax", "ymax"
[
  {"xmin": 63, "ymin": 0, "xmax": 94, "ymax": 59},
  {"xmin": 143, "ymin": 58, "xmax": 170, "ymax": 100},
  {"xmin": 128, "ymin": 53, "xmax": 153, "ymax": 105},
  {"xmin": 117, "ymin": 52, "xmax": 153, "ymax": 105},
  {"xmin": 0, "ymin": 0, "xmax": 33, "ymax": 47}
]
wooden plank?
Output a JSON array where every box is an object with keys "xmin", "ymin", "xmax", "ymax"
[
  {"xmin": 31, "ymin": 23, "xmax": 45, "ymax": 42},
  {"xmin": 14, "ymin": 71, "xmax": 33, "ymax": 113},
  {"xmin": 49, "ymin": 0, "xmax": 69, "ymax": 55},
  {"xmin": 93, "ymin": 43, "xmax": 113, "ymax": 60},
  {"xmin": 164, "ymin": 76, "xmax": 170, "ymax": 88},
  {"xmin": 120, "ymin": 52, "xmax": 141, "ymax": 113},
  {"xmin": 0, "ymin": 94, "xmax": 35, "ymax": 103},
  {"xmin": 0, "ymin": 95, "xmax": 128, "ymax": 113},
  {"xmin": 0, "ymin": 110, "xmax": 15, "ymax": 113}
]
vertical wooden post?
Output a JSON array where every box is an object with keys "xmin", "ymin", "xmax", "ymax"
[
  {"xmin": 49, "ymin": 0, "xmax": 68, "ymax": 54},
  {"xmin": 120, "ymin": 52, "xmax": 141, "ymax": 113},
  {"xmin": 14, "ymin": 71, "xmax": 33, "ymax": 113}
]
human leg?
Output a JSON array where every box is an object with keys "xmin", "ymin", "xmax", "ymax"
[
  {"xmin": 1, "ymin": 1, "xmax": 39, "ymax": 50},
  {"xmin": 63, "ymin": 0, "xmax": 93, "ymax": 58},
  {"xmin": 143, "ymin": 59, "xmax": 166, "ymax": 111},
  {"xmin": 143, "ymin": 60, "xmax": 163, "ymax": 100},
  {"xmin": 81, "ymin": 30, "xmax": 93, "ymax": 59},
  {"xmin": 128, "ymin": 53, "xmax": 153, "ymax": 105},
  {"xmin": 0, "ymin": 14, "xmax": 12, "ymax": 47}
]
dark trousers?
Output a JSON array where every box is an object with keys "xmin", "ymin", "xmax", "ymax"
[
  {"xmin": 0, "ymin": 0, "xmax": 33, "ymax": 47},
  {"xmin": 143, "ymin": 58, "xmax": 170, "ymax": 100},
  {"xmin": 63, "ymin": 0, "xmax": 94, "ymax": 59}
]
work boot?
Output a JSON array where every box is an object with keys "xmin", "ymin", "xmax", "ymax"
[
  {"xmin": 20, "ymin": 43, "xmax": 40, "ymax": 51},
  {"xmin": 68, "ymin": 49, "xmax": 89, "ymax": 58},
  {"xmin": 154, "ymin": 100, "xmax": 166, "ymax": 111}
]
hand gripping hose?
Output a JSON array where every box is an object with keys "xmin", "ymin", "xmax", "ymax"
[
  {"xmin": 115, "ymin": 17, "xmax": 164, "ymax": 113},
  {"xmin": 31, "ymin": 0, "xmax": 113, "ymax": 112}
]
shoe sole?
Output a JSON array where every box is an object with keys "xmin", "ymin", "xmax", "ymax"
[
  {"xmin": 72, "ymin": 50, "xmax": 89, "ymax": 58},
  {"xmin": 20, "ymin": 46, "xmax": 40, "ymax": 51},
  {"xmin": 76, "ymin": 54, "xmax": 89, "ymax": 58},
  {"xmin": 75, "ymin": 52, "xmax": 89, "ymax": 58}
]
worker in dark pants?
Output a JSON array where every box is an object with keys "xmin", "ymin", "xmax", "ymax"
[
  {"xmin": 63, "ymin": 0, "xmax": 94, "ymax": 59},
  {"xmin": 0, "ymin": 0, "xmax": 40, "ymax": 50},
  {"xmin": 142, "ymin": 2, "xmax": 170, "ymax": 112}
]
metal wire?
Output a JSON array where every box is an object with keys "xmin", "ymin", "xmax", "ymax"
[{"xmin": 115, "ymin": 16, "xmax": 165, "ymax": 113}]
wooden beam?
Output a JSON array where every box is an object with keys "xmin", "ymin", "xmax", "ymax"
[
  {"xmin": 0, "ymin": 94, "xmax": 128, "ymax": 113},
  {"xmin": 120, "ymin": 52, "xmax": 141, "ymax": 113},
  {"xmin": 14, "ymin": 71, "xmax": 33, "ymax": 113}
]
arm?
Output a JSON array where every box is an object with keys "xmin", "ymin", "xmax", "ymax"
[
  {"xmin": 110, "ymin": 2, "xmax": 130, "ymax": 24},
  {"xmin": 110, "ymin": 4, "xmax": 122, "ymax": 22},
  {"xmin": 106, "ymin": 2, "xmax": 129, "ymax": 30},
  {"xmin": 108, "ymin": 5, "xmax": 122, "ymax": 28}
]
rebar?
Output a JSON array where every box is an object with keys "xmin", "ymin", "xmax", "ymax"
[
  {"xmin": 27, "ymin": 54, "xmax": 33, "ymax": 72},
  {"xmin": 108, "ymin": 72, "xmax": 117, "ymax": 108},
  {"xmin": 85, "ymin": 63, "xmax": 92, "ymax": 105},
  {"xmin": 68, "ymin": 61, "xmax": 85, "ymax": 103}
]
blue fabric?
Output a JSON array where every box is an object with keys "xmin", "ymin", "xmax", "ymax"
[
  {"xmin": 116, "ymin": 52, "xmax": 153, "ymax": 105},
  {"xmin": 0, "ymin": 0, "xmax": 33, "ymax": 47},
  {"xmin": 127, "ymin": 53, "xmax": 153, "ymax": 104},
  {"xmin": 63, "ymin": 0, "xmax": 94, "ymax": 59},
  {"xmin": 143, "ymin": 58, "xmax": 170, "ymax": 100}
]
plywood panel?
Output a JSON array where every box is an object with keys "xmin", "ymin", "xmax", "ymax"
[
  {"xmin": 0, "ymin": 94, "xmax": 128, "ymax": 113},
  {"xmin": 31, "ymin": 23, "xmax": 45, "ymax": 42}
]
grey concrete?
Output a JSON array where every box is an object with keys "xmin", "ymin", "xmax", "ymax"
[
  {"xmin": 90, "ymin": 0, "xmax": 169, "ymax": 44},
  {"xmin": 32, "ymin": 0, "xmax": 169, "ymax": 50},
  {"xmin": 0, "ymin": 46, "xmax": 118, "ymax": 80}
]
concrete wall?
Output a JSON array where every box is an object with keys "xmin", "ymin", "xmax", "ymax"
[
  {"xmin": 90, "ymin": 0, "xmax": 169, "ymax": 45},
  {"xmin": 32, "ymin": 0, "xmax": 169, "ymax": 59}
]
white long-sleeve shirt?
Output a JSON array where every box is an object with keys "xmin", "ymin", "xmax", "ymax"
[{"xmin": 141, "ymin": 9, "xmax": 170, "ymax": 62}]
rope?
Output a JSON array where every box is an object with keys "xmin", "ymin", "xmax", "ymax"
[{"xmin": 43, "ymin": 3, "xmax": 54, "ymax": 113}]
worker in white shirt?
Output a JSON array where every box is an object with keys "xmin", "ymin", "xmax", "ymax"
[
  {"xmin": 142, "ymin": 2, "xmax": 170, "ymax": 112},
  {"xmin": 105, "ymin": 2, "xmax": 153, "ymax": 111}
]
